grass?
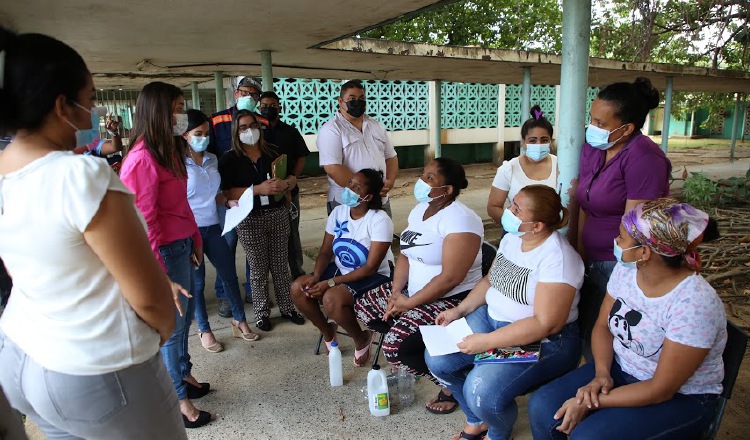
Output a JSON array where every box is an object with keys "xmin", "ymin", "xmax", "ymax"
[{"xmin": 649, "ymin": 136, "xmax": 750, "ymax": 150}]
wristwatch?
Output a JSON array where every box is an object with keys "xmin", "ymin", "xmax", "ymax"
[{"xmin": 328, "ymin": 278, "xmax": 336, "ymax": 288}]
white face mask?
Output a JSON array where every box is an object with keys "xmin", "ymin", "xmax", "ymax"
[
  {"xmin": 173, "ymin": 114, "xmax": 188, "ymax": 136},
  {"xmin": 239, "ymin": 128, "xmax": 260, "ymax": 145}
]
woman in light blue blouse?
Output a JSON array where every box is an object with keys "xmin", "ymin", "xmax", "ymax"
[{"xmin": 183, "ymin": 110, "xmax": 259, "ymax": 355}]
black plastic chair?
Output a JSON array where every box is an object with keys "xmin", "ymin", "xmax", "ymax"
[
  {"xmin": 481, "ymin": 241, "xmax": 498, "ymax": 276},
  {"xmin": 700, "ymin": 320, "xmax": 748, "ymax": 440},
  {"xmin": 314, "ymin": 321, "xmax": 388, "ymax": 368}
]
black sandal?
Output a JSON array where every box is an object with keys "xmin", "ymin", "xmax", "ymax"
[
  {"xmin": 425, "ymin": 389, "xmax": 459, "ymax": 414},
  {"xmin": 457, "ymin": 430, "xmax": 488, "ymax": 440},
  {"xmin": 184, "ymin": 381, "xmax": 210, "ymax": 399},
  {"xmin": 182, "ymin": 410, "xmax": 211, "ymax": 428}
]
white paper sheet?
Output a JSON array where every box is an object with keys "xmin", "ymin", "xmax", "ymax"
[
  {"xmin": 222, "ymin": 186, "xmax": 254, "ymax": 236},
  {"xmin": 419, "ymin": 318, "xmax": 474, "ymax": 356}
]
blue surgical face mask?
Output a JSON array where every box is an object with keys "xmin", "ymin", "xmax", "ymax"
[
  {"xmin": 523, "ymin": 143, "xmax": 550, "ymax": 161},
  {"xmin": 501, "ymin": 209, "xmax": 534, "ymax": 236},
  {"xmin": 237, "ymin": 96, "xmax": 257, "ymax": 112},
  {"xmin": 413, "ymin": 178, "xmax": 447, "ymax": 204},
  {"xmin": 67, "ymin": 103, "xmax": 106, "ymax": 148},
  {"xmin": 586, "ymin": 124, "xmax": 626, "ymax": 150},
  {"xmin": 188, "ymin": 135, "xmax": 210, "ymax": 153},
  {"xmin": 613, "ymin": 238, "xmax": 641, "ymax": 268},
  {"xmin": 341, "ymin": 187, "xmax": 364, "ymax": 208}
]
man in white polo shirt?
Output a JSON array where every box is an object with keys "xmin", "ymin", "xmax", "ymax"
[{"xmin": 317, "ymin": 80, "xmax": 399, "ymax": 217}]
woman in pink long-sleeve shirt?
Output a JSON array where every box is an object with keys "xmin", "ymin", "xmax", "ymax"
[{"xmin": 120, "ymin": 82, "xmax": 212, "ymax": 429}]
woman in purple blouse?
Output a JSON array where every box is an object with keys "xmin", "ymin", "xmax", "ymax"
[{"xmin": 576, "ymin": 77, "xmax": 671, "ymax": 358}]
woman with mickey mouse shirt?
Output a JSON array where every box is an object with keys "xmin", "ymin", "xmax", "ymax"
[{"xmin": 529, "ymin": 198, "xmax": 727, "ymax": 440}]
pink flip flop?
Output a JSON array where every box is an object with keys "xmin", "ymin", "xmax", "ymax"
[{"xmin": 353, "ymin": 330, "xmax": 375, "ymax": 367}]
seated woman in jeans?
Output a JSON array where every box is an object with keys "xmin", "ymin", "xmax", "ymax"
[
  {"xmin": 183, "ymin": 109, "xmax": 259, "ymax": 353},
  {"xmin": 425, "ymin": 185, "xmax": 584, "ymax": 440},
  {"xmin": 529, "ymin": 199, "xmax": 726, "ymax": 440},
  {"xmin": 291, "ymin": 168, "xmax": 393, "ymax": 365}
]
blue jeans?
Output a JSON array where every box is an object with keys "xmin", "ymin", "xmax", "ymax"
[
  {"xmin": 158, "ymin": 238, "xmax": 195, "ymax": 401},
  {"xmin": 425, "ymin": 306, "xmax": 581, "ymax": 440},
  {"xmin": 193, "ymin": 224, "xmax": 247, "ymax": 331},
  {"xmin": 528, "ymin": 359, "xmax": 721, "ymax": 440},
  {"xmin": 579, "ymin": 260, "xmax": 617, "ymax": 360},
  {"xmin": 215, "ymin": 204, "xmax": 251, "ymax": 299}
]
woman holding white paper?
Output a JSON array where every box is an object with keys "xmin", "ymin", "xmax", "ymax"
[
  {"xmin": 425, "ymin": 185, "xmax": 584, "ymax": 440},
  {"xmin": 183, "ymin": 109, "xmax": 259, "ymax": 352},
  {"xmin": 219, "ymin": 110, "xmax": 305, "ymax": 332}
]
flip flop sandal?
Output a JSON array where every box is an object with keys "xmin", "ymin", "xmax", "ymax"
[
  {"xmin": 353, "ymin": 330, "xmax": 374, "ymax": 367},
  {"xmin": 425, "ymin": 389, "xmax": 459, "ymax": 415},
  {"xmin": 456, "ymin": 430, "xmax": 488, "ymax": 440},
  {"xmin": 325, "ymin": 323, "xmax": 339, "ymax": 353}
]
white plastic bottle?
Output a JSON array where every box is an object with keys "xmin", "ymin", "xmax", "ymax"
[
  {"xmin": 328, "ymin": 341, "xmax": 343, "ymax": 387},
  {"xmin": 367, "ymin": 364, "xmax": 390, "ymax": 416}
]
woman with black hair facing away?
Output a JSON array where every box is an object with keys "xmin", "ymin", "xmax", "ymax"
[
  {"xmin": 219, "ymin": 110, "xmax": 305, "ymax": 331},
  {"xmin": 487, "ymin": 105, "xmax": 557, "ymax": 227},
  {"xmin": 530, "ymin": 199, "xmax": 726, "ymax": 440},
  {"xmin": 120, "ymin": 82, "xmax": 211, "ymax": 428},
  {"xmin": 426, "ymin": 185, "xmax": 584, "ymax": 440},
  {"xmin": 183, "ymin": 109, "xmax": 260, "ymax": 353},
  {"xmin": 0, "ymin": 28, "xmax": 187, "ymax": 437},
  {"xmin": 355, "ymin": 157, "xmax": 484, "ymax": 414},
  {"xmin": 291, "ymin": 168, "xmax": 394, "ymax": 365},
  {"xmin": 577, "ymin": 77, "xmax": 671, "ymax": 358}
]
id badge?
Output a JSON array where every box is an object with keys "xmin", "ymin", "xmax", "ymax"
[{"xmin": 260, "ymin": 195, "xmax": 270, "ymax": 206}]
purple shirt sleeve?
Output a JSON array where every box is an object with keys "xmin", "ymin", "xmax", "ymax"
[{"xmin": 623, "ymin": 149, "xmax": 671, "ymax": 200}]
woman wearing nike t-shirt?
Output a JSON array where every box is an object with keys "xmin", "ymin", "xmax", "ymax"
[{"xmin": 355, "ymin": 157, "xmax": 483, "ymax": 415}]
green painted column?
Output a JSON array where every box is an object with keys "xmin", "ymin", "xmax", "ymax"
[
  {"xmin": 557, "ymin": 0, "xmax": 591, "ymax": 236},
  {"xmin": 214, "ymin": 71, "xmax": 225, "ymax": 110},
  {"xmin": 730, "ymin": 93, "xmax": 741, "ymax": 162},
  {"xmin": 661, "ymin": 76, "xmax": 673, "ymax": 153},
  {"xmin": 521, "ymin": 67, "xmax": 531, "ymax": 120},
  {"xmin": 428, "ymin": 80, "xmax": 442, "ymax": 161},
  {"xmin": 261, "ymin": 50, "xmax": 273, "ymax": 92},
  {"xmin": 191, "ymin": 81, "xmax": 200, "ymax": 110}
]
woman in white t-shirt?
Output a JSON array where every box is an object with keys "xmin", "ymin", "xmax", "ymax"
[
  {"xmin": 0, "ymin": 27, "xmax": 187, "ymax": 439},
  {"xmin": 292, "ymin": 169, "xmax": 394, "ymax": 366},
  {"xmin": 529, "ymin": 199, "xmax": 726, "ymax": 440},
  {"xmin": 425, "ymin": 185, "xmax": 584, "ymax": 440},
  {"xmin": 355, "ymin": 157, "xmax": 484, "ymax": 414},
  {"xmin": 487, "ymin": 105, "xmax": 557, "ymax": 227}
]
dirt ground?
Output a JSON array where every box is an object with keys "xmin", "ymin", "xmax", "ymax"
[{"xmin": 298, "ymin": 143, "xmax": 750, "ymax": 440}]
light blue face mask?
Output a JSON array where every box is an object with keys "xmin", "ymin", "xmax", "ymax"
[
  {"xmin": 500, "ymin": 209, "xmax": 534, "ymax": 236},
  {"xmin": 585, "ymin": 124, "xmax": 626, "ymax": 150},
  {"xmin": 613, "ymin": 238, "xmax": 641, "ymax": 268},
  {"xmin": 413, "ymin": 178, "xmax": 447, "ymax": 203},
  {"xmin": 188, "ymin": 135, "xmax": 210, "ymax": 153},
  {"xmin": 523, "ymin": 143, "xmax": 550, "ymax": 161},
  {"xmin": 237, "ymin": 96, "xmax": 257, "ymax": 112},
  {"xmin": 341, "ymin": 187, "xmax": 364, "ymax": 207},
  {"xmin": 66, "ymin": 103, "xmax": 106, "ymax": 148}
]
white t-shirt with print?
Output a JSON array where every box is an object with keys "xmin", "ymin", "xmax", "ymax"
[
  {"xmin": 399, "ymin": 201, "xmax": 484, "ymax": 298},
  {"xmin": 492, "ymin": 155, "xmax": 558, "ymax": 204},
  {"xmin": 486, "ymin": 231, "xmax": 583, "ymax": 324},
  {"xmin": 0, "ymin": 152, "xmax": 160, "ymax": 375},
  {"xmin": 317, "ymin": 113, "xmax": 397, "ymax": 203},
  {"xmin": 325, "ymin": 205, "xmax": 394, "ymax": 277},
  {"xmin": 606, "ymin": 263, "xmax": 727, "ymax": 395}
]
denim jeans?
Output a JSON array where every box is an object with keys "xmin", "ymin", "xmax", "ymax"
[
  {"xmin": 193, "ymin": 224, "xmax": 247, "ymax": 331},
  {"xmin": 579, "ymin": 260, "xmax": 617, "ymax": 360},
  {"xmin": 528, "ymin": 359, "xmax": 721, "ymax": 440},
  {"xmin": 215, "ymin": 204, "xmax": 251, "ymax": 299},
  {"xmin": 425, "ymin": 305, "xmax": 581, "ymax": 440},
  {"xmin": 158, "ymin": 238, "xmax": 195, "ymax": 401}
]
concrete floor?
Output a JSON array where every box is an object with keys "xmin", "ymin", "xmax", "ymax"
[{"xmin": 24, "ymin": 158, "xmax": 749, "ymax": 440}]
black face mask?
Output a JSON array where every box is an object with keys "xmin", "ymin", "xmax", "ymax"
[
  {"xmin": 344, "ymin": 100, "xmax": 366, "ymax": 118},
  {"xmin": 260, "ymin": 106, "xmax": 279, "ymax": 121}
]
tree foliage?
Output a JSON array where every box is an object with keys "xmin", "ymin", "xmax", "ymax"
[{"xmin": 362, "ymin": 0, "xmax": 749, "ymax": 132}]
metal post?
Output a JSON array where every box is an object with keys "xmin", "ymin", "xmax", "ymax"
[
  {"xmin": 661, "ymin": 76, "xmax": 673, "ymax": 153},
  {"xmin": 730, "ymin": 93, "xmax": 741, "ymax": 162},
  {"xmin": 428, "ymin": 80, "xmax": 443, "ymax": 161},
  {"xmin": 261, "ymin": 50, "xmax": 273, "ymax": 92},
  {"xmin": 521, "ymin": 67, "xmax": 532, "ymax": 120},
  {"xmin": 214, "ymin": 71, "xmax": 226, "ymax": 110},
  {"xmin": 558, "ymin": 0, "xmax": 591, "ymax": 238},
  {"xmin": 494, "ymin": 84, "xmax": 507, "ymax": 165},
  {"xmin": 191, "ymin": 81, "xmax": 200, "ymax": 110}
]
